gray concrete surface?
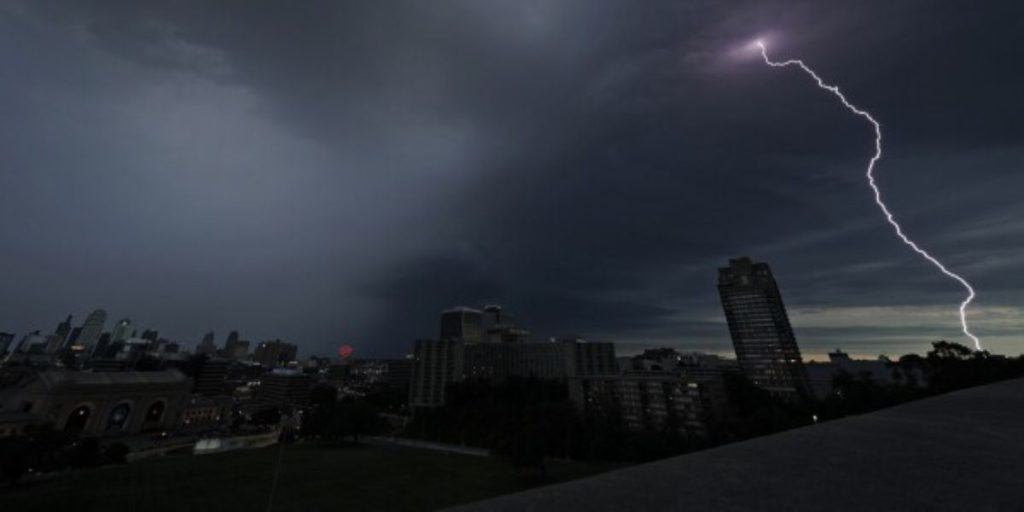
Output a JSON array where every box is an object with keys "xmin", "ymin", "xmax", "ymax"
[{"xmin": 448, "ymin": 378, "xmax": 1024, "ymax": 511}]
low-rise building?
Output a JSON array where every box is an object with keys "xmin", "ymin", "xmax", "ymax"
[
  {"xmin": 569, "ymin": 373, "xmax": 716, "ymax": 437},
  {"xmin": 179, "ymin": 395, "xmax": 233, "ymax": 430},
  {"xmin": 0, "ymin": 369, "xmax": 191, "ymax": 437},
  {"xmin": 256, "ymin": 369, "xmax": 312, "ymax": 407}
]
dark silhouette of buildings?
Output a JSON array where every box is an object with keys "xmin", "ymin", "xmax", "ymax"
[
  {"xmin": 193, "ymin": 358, "xmax": 230, "ymax": 396},
  {"xmin": 76, "ymin": 309, "xmax": 107, "ymax": 358},
  {"xmin": 411, "ymin": 306, "xmax": 618, "ymax": 408},
  {"xmin": 223, "ymin": 331, "xmax": 249, "ymax": 360},
  {"xmin": 111, "ymin": 318, "xmax": 133, "ymax": 343},
  {"xmin": 717, "ymin": 257, "xmax": 810, "ymax": 399},
  {"xmin": 440, "ymin": 306, "xmax": 483, "ymax": 343},
  {"xmin": 196, "ymin": 331, "xmax": 217, "ymax": 356},
  {"xmin": 0, "ymin": 332, "xmax": 14, "ymax": 355},
  {"xmin": 257, "ymin": 369, "xmax": 312, "ymax": 406},
  {"xmin": 253, "ymin": 339, "xmax": 297, "ymax": 368},
  {"xmin": 0, "ymin": 369, "xmax": 190, "ymax": 437},
  {"xmin": 54, "ymin": 315, "xmax": 73, "ymax": 345}
]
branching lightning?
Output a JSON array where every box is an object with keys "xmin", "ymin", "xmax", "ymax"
[{"xmin": 754, "ymin": 40, "xmax": 982, "ymax": 351}]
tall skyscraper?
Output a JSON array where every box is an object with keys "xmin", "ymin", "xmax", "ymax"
[
  {"xmin": 76, "ymin": 309, "xmax": 108, "ymax": 357},
  {"xmin": 440, "ymin": 307, "xmax": 483, "ymax": 343},
  {"xmin": 54, "ymin": 314, "xmax": 73, "ymax": 343},
  {"xmin": 222, "ymin": 330, "xmax": 247, "ymax": 359},
  {"xmin": 0, "ymin": 332, "xmax": 14, "ymax": 355},
  {"xmin": 43, "ymin": 334, "xmax": 65, "ymax": 354},
  {"xmin": 197, "ymin": 331, "xmax": 217, "ymax": 356},
  {"xmin": 67, "ymin": 326, "xmax": 82, "ymax": 346},
  {"xmin": 717, "ymin": 257, "xmax": 810, "ymax": 399},
  {"xmin": 111, "ymin": 318, "xmax": 133, "ymax": 342},
  {"xmin": 16, "ymin": 331, "xmax": 44, "ymax": 353}
]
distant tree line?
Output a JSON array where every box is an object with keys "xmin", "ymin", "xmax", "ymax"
[
  {"xmin": 297, "ymin": 383, "xmax": 399, "ymax": 444},
  {"xmin": 402, "ymin": 377, "xmax": 711, "ymax": 470},
  {"xmin": 818, "ymin": 340, "xmax": 1024, "ymax": 419}
]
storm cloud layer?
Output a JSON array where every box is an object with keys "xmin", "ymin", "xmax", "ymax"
[{"xmin": 1, "ymin": 1, "xmax": 1022, "ymax": 358}]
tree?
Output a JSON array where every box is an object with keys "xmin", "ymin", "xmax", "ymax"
[
  {"xmin": 309, "ymin": 384, "xmax": 338, "ymax": 406},
  {"xmin": 493, "ymin": 417, "xmax": 547, "ymax": 472}
]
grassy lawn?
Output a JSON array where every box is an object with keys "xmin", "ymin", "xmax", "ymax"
[{"xmin": 0, "ymin": 443, "xmax": 610, "ymax": 511}]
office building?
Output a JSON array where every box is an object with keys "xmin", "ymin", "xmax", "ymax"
[
  {"xmin": 66, "ymin": 327, "xmax": 82, "ymax": 347},
  {"xmin": 43, "ymin": 334, "xmax": 65, "ymax": 354},
  {"xmin": 194, "ymin": 358, "xmax": 231, "ymax": 396},
  {"xmin": 223, "ymin": 331, "xmax": 249, "ymax": 360},
  {"xmin": 409, "ymin": 339, "xmax": 464, "ymax": 408},
  {"xmin": 92, "ymin": 333, "xmax": 113, "ymax": 359},
  {"xmin": 479, "ymin": 305, "xmax": 531, "ymax": 343},
  {"xmin": 440, "ymin": 307, "xmax": 483, "ymax": 343},
  {"xmin": 76, "ymin": 309, "xmax": 107, "ymax": 357},
  {"xmin": 257, "ymin": 369, "xmax": 312, "ymax": 406},
  {"xmin": 253, "ymin": 340, "xmax": 298, "ymax": 368},
  {"xmin": 197, "ymin": 331, "xmax": 217, "ymax": 356},
  {"xmin": 384, "ymin": 358, "xmax": 414, "ymax": 392},
  {"xmin": 718, "ymin": 257, "xmax": 810, "ymax": 399},
  {"xmin": 111, "ymin": 318, "xmax": 133, "ymax": 343},
  {"xmin": 54, "ymin": 315, "xmax": 73, "ymax": 344},
  {"xmin": 409, "ymin": 337, "xmax": 617, "ymax": 408},
  {"xmin": 16, "ymin": 331, "xmax": 45, "ymax": 353},
  {"xmin": 0, "ymin": 332, "xmax": 14, "ymax": 356}
]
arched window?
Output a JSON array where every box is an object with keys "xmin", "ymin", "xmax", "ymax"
[
  {"xmin": 65, "ymin": 405, "xmax": 92, "ymax": 433},
  {"xmin": 144, "ymin": 401, "xmax": 165, "ymax": 424},
  {"xmin": 106, "ymin": 403, "xmax": 132, "ymax": 433}
]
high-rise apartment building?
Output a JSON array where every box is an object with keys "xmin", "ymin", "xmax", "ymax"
[{"xmin": 717, "ymin": 257, "xmax": 809, "ymax": 399}]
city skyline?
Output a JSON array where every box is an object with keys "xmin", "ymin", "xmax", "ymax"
[
  {"xmin": 0, "ymin": 289, "xmax": 982, "ymax": 363},
  {"xmin": 1, "ymin": 2, "xmax": 1022, "ymax": 360}
]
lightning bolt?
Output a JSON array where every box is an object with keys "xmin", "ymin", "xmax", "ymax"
[{"xmin": 755, "ymin": 40, "xmax": 981, "ymax": 351}]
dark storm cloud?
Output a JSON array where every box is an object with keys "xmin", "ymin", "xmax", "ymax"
[{"xmin": 1, "ymin": 1, "xmax": 1022, "ymax": 359}]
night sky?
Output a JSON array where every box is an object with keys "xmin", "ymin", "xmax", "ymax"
[{"xmin": 2, "ymin": 1, "xmax": 1022, "ymax": 359}]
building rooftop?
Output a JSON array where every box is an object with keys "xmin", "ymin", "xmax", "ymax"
[
  {"xmin": 36, "ymin": 369, "xmax": 188, "ymax": 388},
  {"xmin": 449, "ymin": 377, "xmax": 1024, "ymax": 511},
  {"xmin": 442, "ymin": 306, "xmax": 483, "ymax": 314}
]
